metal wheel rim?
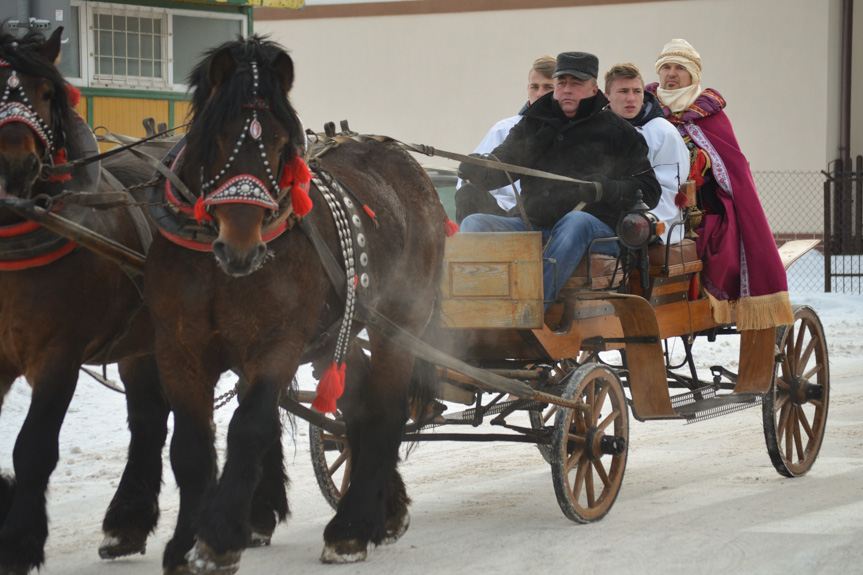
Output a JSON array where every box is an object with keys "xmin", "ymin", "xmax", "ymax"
[{"xmin": 309, "ymin": 416, "xmax": 351, "ymax": 510}]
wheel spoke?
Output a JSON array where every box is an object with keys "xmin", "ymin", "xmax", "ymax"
[
  {"xmin": 797, "ymin": 405, "xmax": 814, "ymax": 442},
  {"xmin": 328, "ymin": 450, "xmax": 348, "ymax": 476},
  {"xmin": 775, "ymin": 375, "xmax": 791, "ymax": 393},
  {"xmin": 592, "ymin": 382, "xmax": 610, "ymax": 426},
  {"xmin": 776, "ymin": 401, "xmax": 790, "ymax": 443},
  {"xmin": 585, "ymin": 384, "xmax": 596, "ymax": 425},
  {"xmin": 592, "ymin": 458, "xmax": 610, "ymax": 488},
  {"xmin": 564, "ymin": 444, "xmax": 586, "ymax": 474},
  {"xmin": 572, "ymin": 457, "xmax": 588, "ymax": 502},
  {"xmin": 598, "ymin": 409, "xmax": 621, "ymax": 432},
  {"xmin": 798, "ymin": 335, "xmax": 817, "ymax": 371},
  {"xmin": 339, "ymin": 461, "xmax": 351, "ymax": 495},
  {"xmin": 785, "ymin": 324, "xmax": 797, "ymax": 374},
  {"xmin": 793, "ymin": 324, "xmax": 805, "ymax": 373},
  {"xmin": 802, "ymin": 363, "xmax": 823, "ymax": 382},
  {"xmin": 784, "ymin": 407, "xmax": 796, "ymax": 457},
  {"xmin": 792, "ymin": 407, "xmax": 805, "ymax": 461},
  {"xmin": 585, "ymin": 461, "xmax": 596, "ymax": 508}
]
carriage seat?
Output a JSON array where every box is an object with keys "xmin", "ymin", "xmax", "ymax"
[
  {"xmin": 560, "ymin": 239, "xmax": 702, "ymax": 292},
  {"xmin": 647, "ymin": 239, "xmax": 702, "ymax": 276}
]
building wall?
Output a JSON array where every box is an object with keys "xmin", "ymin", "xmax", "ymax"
[{"xmin": 257, "ymin": 0, "xmax": 849, "ymax": 175}]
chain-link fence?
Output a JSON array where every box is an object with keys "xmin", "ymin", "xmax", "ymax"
[{"xmin": 755, "ymin": 170, "xmax": 830, "ymax": 293}]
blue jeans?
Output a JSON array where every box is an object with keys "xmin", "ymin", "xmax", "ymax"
[{"xmin": 460, "ymin": 212, "xmax": 619, "ymax": 309}]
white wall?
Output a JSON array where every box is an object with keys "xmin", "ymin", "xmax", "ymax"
[{"xmin": 259, "ymin": 0, "xmax": 844, "ymax": 174}]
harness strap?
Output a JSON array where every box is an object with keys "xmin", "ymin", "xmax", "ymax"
[
  {"xmin": 44, "ymin": 122, "xmax": 191, "ymax": 180},
  {"xmin": 98, "ymin": 130, "xmax": 199, "ymax": 206},
  {"xmin": 100, "ymin": 167, "xmax": 153, "ymax": 255}
]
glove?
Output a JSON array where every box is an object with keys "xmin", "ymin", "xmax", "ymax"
[
  {"xmin": 584, "ymin": 173, "xmax": 620, "ymax": 204},
  {"xmin": 457, "ymin": 153, "xmax": 489, "ymax": 184}
]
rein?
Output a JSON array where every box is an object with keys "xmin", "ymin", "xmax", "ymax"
[{"xmin": 43, "ymin": 121, "xmax": 191, "ymax": 181}]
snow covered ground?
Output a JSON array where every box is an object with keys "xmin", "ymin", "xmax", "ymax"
[{"xmin": 1, "ymin": 270, "xmax": 862, "ymax": 574}]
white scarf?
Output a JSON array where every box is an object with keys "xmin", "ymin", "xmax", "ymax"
[{"xmin": 656, "ymin": 83, "xmax": 703, "ymax": 113}]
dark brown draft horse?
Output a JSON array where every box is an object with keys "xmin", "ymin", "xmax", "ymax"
[
  {"xmin": 144, "ymin": 36, "xmax": 445, "ymax": 573},
  {"xmin": 0, "ymin": 28, "xmax": 169, "ymax": 574}
]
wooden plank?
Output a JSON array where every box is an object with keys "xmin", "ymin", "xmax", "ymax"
[
  {"xmin": 440, "ymin": 232, "xmax": 543, "ymax": 329},
  {"xmin": 733, "ymin": 327, "xmax": 777, "ymax": 393},
  {"xmin": 572, "ymin": 293, "xmax": 678, "ymax": 419},
  {"xmin": 778, "ymin": 239, "xmax": 820, "ymax": 270}
]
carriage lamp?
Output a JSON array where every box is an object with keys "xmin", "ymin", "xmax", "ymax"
[{"xmin": 616, "ymin": 193, "xmax": 665, "ymax": 250}]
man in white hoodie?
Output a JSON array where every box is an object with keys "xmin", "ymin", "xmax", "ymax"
[{"xmin": 604, "ymin": 62, "xmax": 689, "ymax": 244}]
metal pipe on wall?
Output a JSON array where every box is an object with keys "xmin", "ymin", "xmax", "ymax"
[
  {"xmin": 839, "ymin": 0, "xmax": 853, "ymax": 162},
  {"xmin": 17, "ymin": 0, "xmax": 31, "ymax": 37}
]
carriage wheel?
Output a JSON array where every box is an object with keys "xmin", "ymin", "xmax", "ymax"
[
  {"xmin": 309, "ymin": 415, "xmax": 351, "ymax": 511},
  {"xmin": 550, "ymin": 363, "xmax": 628, "ymax": 523},
  {"xmin": 528, "ymin": 358, "xmax": 579, "ymax": 464},
  {"xmin": 762, "ymin": 305, "xmax": 829, "ymax": 477}
]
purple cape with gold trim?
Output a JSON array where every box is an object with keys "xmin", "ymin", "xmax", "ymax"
[{"xmin": 646, "ymin": 84, "xmax": 793, "ymax": 330}]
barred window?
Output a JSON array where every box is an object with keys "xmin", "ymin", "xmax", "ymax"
[
  {"xmin": 91, "ymin": 6, "xmax": 167, "ymax": 87},
  {"xmin": 69, "ymin": 2, "xmax": 246, "ymax": 91}
]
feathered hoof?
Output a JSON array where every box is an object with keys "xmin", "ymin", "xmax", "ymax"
[
  {"xmin": 248, "ymin": 531, "xmax": 272, "ymax": 548},
  {"xmin": 98, "ymin": 531, "xmax": 147, "ymax": 559},
  {"xmin": 319, "ymin": 539, "xmax": 368, "ymax": 564},
  {"xmin": 185, "ymin": 541, "xmax": 242, "ymax": 575},
  {"xmin": 382, "ymin": 510, "xmax": 410, "ymax": 545}
]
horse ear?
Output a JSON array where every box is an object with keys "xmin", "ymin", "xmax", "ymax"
[
  {"xmin": 273, "ymin": 52, "xmax": 294, "ymax": 94},
  {"xmin": 41, "ymin": 27, "xmax": 64, "ymax": 64},
  {"xmin": 208, "ymin": 46, "xmax": 237, "ymax": 92}
]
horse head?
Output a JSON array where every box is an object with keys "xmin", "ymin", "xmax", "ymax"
[
  {"xmin": 0, "ymin": 27, "xmax": 76, "ymax": 203},
  {"xmin": 180, "ymin": 36, "xmax": 304, "ymax": 277}
]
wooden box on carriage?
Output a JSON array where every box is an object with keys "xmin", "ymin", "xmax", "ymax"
[{"xmin": 439, "ymin": 232, "xmax": 543, "ymax": 329}]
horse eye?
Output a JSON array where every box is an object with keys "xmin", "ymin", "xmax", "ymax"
[{"xmin": 42, "ymin": 91, "xmax": 53, "ymax": 102}]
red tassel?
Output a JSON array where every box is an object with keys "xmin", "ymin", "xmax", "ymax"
[
  {"xmin": 66, "ymin": 85, "xmax": 81, "ymax": 108},
  {"xmin": 48, "ymin": 149, "xmax": 71, "ymax": 183},
  {"xmin": 194, "ymin": 196, "xmax": 212, "ymax": 224},
  {"xmin": 674, "ymin": 190, "xmax": 688, "ymax": 209},
  {"xmin": 688, "ymin": 274, "xmax": 699, "ymax": 301},
  {"xmin": 312, "ymin": 362, "xmax": 346, "ymax": 414},
  {"xmin": 362, "ymin": 204, "xmax": 379, "ymax": 228},
  {"xmin": 280, "ymin": 156, "xmax": 313, "ymax": 217},
  {"xmin": 444, "ymin": 216, "xmax": 459, "ymax": 237},
  {"xmin": 291, "ymin": 181, "xmax": 313, "ymax": 217}
]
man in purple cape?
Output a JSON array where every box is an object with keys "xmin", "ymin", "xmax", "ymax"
[{"xmin": 646, "ymin": 39, "xmax": 793, "ymax": 331}]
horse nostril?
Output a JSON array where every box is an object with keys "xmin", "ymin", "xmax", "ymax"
[
  {"xmin": 212, "ymin": 239, "xmax": 228, "ymax": 263},
  {"xmin": 255, "ymin": 243, "xmax": 267, "ymax": 262}
]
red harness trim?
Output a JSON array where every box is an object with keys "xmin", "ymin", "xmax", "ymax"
[
  {"xmin": 0, "ymin": 240, "xmax": 77, "ymax": 271},
  {"xmin": 0, "ymin": 219, "xmax": 41, "ymax": 237}
]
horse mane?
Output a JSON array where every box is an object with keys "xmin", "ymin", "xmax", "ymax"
[
  {"xmin": 184, "ymin": 35, "xmax": 303, "ymax": 179},
  {"xmin": 0, "ymin": 29, "xmax": 80, "ymax": 158}
]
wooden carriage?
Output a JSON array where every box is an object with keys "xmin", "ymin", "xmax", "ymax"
[{"xmin": 309, "ymin": 193, "xmax": 828, "ymax": 523}]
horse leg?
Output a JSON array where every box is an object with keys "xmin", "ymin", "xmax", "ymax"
[
  {"xmin": 186, "ymin": 376, "xmax": 285, "ymax": 574},
  {"xmin": 229, "ymin": 372, "xmax": 289, "ymax": 547},
  {"xmin": 160, "ymin": 358, "xmax": 219, "ymax": 575},
  {"xmin": 100, "ymin": 355, "xmax": 170, "ymax": 559},
  {"xmin": 0, "ymin": 374, "xmax": 16, "ymax": 528},
  {"xmin": 247, "ymin": 431, "xmax": 289, "ymax": 548},
  {"xmin": 0, "ymin": 364, "xmax": 77, "ymax": 575},
  {"xmin": 321, "ymin": 340, "xmax": 412, "ymax": 563}
]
